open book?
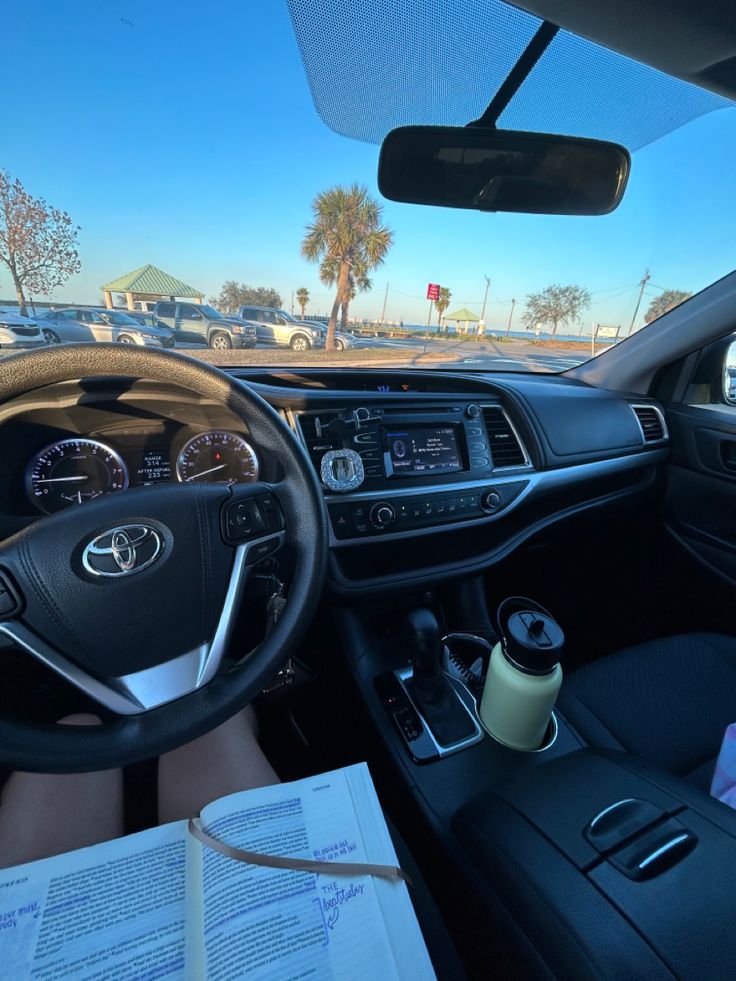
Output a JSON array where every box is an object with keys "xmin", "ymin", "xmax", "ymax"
[{"xmin": 0, "ymin": 763, "xmax": 435, "ymax": 980}]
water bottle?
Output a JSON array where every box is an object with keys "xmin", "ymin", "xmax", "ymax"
[{"xmin": 479, "ymin": 598, "xmax": 564, "ymax": 751}]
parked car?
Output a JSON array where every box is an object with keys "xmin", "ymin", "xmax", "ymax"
[
  {"xmin": 234, "ymin": 305, "xmax": 325, "ymax": 351},
  {"xmin": 39, "ymin": 308, "xmax": 164, "ymax": 346},
  {"xmin": 0, "ymin": 310, "xmax": 46, "ymax": 350},
  {"xmin": 308, "ymin": 322, "xmax": 359, "ymax": 350},
  {"xmin": 124, "ymin": 311, "xmax": 176, "ymax": 348},
  {"xmin": 153, "ymin": 302, "xmax": 256, "ymax": 350},
  {"xmin": 272, "ymin": 309, "xmax": 359, "ymax": 350}
]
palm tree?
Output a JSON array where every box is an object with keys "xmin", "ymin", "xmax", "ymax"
[
  {"xmin": 301, "ymin": 184, "xmax": 393, "ymax": 350},
  {"xmin": 338, "ymin": 272, "xmax": 373, "ymax": 330},
  {"xmin": 295, "ymin": 287, "xmax": 310, "ymax": 319},
  {"xmin": 435, "ymin": 287, "xmax": 451, "ymax": 335}
]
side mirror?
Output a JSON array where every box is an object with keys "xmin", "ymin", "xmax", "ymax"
[{"xmin": 378, "ymin": 126, "xmax": 630, "ymax": 216}]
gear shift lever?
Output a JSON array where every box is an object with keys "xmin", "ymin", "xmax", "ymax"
[
  {"xmin": 406, "ymin": 608, "xmax": 443, "ymax": 691},
  {"xmin": 405, "ymin": 609, "xmax": 475, "ymax": 746}
]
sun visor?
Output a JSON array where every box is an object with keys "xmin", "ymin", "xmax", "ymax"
[{"xmin": 286, "ymin": 0, "xmax": 731, "ymax": 150}]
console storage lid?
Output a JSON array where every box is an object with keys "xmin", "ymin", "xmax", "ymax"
[{"xmin": 453, "ymin": 749, "xmax": 736, "ymax": 980}]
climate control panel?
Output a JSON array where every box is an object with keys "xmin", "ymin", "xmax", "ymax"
[{"xmin": 328, "ymin": 480, "xmax": 529, "ymax": 541}]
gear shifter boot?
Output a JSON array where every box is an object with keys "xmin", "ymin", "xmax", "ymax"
[{"xmin": 406, "ymin": 671, "xmax": 476, "ymax": 746}]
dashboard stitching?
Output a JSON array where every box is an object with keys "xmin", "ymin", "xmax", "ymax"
[{"xmin": 17, "ymin": 530, "xmax": 95, "ymax": 665}]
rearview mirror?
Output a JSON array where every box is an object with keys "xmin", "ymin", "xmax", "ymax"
[{"xmin": 378, "ymin": 127, "xmax": 630, "ymax": 216}]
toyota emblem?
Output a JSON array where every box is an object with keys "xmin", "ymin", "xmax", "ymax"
[{"xmin": 82, "ymin": 525, "xmax": 163, "ymax": 577}]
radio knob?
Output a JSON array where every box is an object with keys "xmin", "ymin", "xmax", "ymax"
[
  {"xmin": 370, "ymin": 502, "xmax": 395, "ymax": 528},
  {"xmin": 466, "ymin": 403, "xmax": 481, "ymax": 419},
  {"xmin": 481, "ymin": 488, "xmax": 503, "ymax": 513}
]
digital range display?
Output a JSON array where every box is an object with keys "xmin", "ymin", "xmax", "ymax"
[
  {"xmin": 384, "ymin": 426, "xmax": 463, "ymax": 476},
  {"xmin": 135, "ymin": 447, "xmax": 172, "ymax": 485}
]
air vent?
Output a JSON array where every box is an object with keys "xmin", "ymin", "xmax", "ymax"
[
  {"xmin": 482, "ymin": 406, "xmax": 528, "ymax": 469},
  {"xmin": 631, "ymin": 405, "xmax": 667, "ymax": 443},
  {"xmin": 296, "ymin": 411, "xmax": 343, "ymax": 471}
]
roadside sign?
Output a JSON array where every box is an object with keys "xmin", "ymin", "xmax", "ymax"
[
  {"xmin": 426, "ymin": 283, "xmax": 440, "ymax": 301},
  {"xmin": 595, "ymin": 325, "xmax": 620, "ymax": 339}
]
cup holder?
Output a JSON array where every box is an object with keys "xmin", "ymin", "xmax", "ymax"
[{"xmin": 479, "ymin": 710, "xmax": 559, "ymax": 754}]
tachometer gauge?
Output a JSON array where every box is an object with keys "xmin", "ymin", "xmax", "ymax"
[
  {"xmin": 176, "ymin": 431, "xmax": 259, "ymax": 484},
  {"xmin": 27, "ymin": 438, "xmax": 129, "ymax": 514}
]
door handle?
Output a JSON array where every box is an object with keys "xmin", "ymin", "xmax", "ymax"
[{"xmin": 720, "ymin": 440, "xmax": 736, "ymax": 472}]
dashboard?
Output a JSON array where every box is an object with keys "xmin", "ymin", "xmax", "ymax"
[
  {"xmin": 0, "ymin": 379, "xmax": 272, "ymax": 527},
  {"xmin": 0, "ymin": 368, "xmax": 670, "ymax": 593}
]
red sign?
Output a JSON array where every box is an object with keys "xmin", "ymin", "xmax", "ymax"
[{"xmin": 426, "ymin": 283, "xmax": 440, "ymax": 301}]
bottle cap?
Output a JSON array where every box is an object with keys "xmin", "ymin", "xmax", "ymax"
[{"xmin": 497, "ymin": 598, "xmax": 564, "ymax": 675}]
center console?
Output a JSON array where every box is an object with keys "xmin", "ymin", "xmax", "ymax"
[
  {"xmin": 333, "ymin": 588, "xmax": 736, "ymax": 980},
  {"xmin": 292, "ymin": 400, "xmax": 533, "ymax": 545}
]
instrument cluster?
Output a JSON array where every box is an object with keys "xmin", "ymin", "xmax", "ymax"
[{"xmin": 26, "ymin": 429, "xmax": 260, "ymax": 514}]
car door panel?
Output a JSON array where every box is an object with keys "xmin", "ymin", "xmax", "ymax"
[
  {"xmin": 175, "ymin": 305, "xmax": 206, "ymax": 344},
  {"xmin": 257, "ymin": 314, "xmax": 275, "ymax": 346},
  {"xmin": 665, "ymin": 402, "xmax": 736, "ymax": 583}
]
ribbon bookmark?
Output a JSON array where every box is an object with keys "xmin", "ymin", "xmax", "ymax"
[{"xmin": 187, "ymin": 817, "xmax": 412, "ymax": 885}]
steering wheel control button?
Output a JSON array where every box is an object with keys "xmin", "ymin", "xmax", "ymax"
[
  {"xmin": 320, "ymin": 448, "xmax": 365, "ymax": 492},
  {"xmin": 0, "ymin": 575, "xmax": 20, "ymax": 619},
  {"xmin": 245, "ymin": 537, "xmax": 282, "ymax": 565},
  {"xmin": 222, "ymin": 492, "xmax": 285, "ymax": 544}
]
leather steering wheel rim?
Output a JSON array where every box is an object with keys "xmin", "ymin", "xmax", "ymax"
[{"xmin": 0, "ymin": 344, "xmax": 328, "ymax": 772}]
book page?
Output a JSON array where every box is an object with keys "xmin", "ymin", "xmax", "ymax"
[
  {"xmin": 343, "ymin": 765, "xmax": 435, "ymax": 979},
  {"xmin": 0, "ymin": 820, "xmax": 188, "ymax": 980},
  {"xmin": 195, "ymin": 763, "xmax": 434, "ymax": 980}
]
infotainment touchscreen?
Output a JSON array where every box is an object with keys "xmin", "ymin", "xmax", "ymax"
[{"xmin": 383, "ymin": 425, "xmax": 463, "ymax": 476}]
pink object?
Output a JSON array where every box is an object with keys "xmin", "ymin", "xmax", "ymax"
[{"xmin": 711, "ymin": 723, "xmax": 736, "ymax": 808}]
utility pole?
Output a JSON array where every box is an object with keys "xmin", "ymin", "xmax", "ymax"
[
  {"xmin": 628, "ymin": 269, "xmax": 651, "ymax": 336},
  {"xmin": 380, "ymin": 283, "xmax": 389, "ymax": 324},
  {"xmin": 481, "ymin": 275, "xmax": 490, "ymax": 322},
  {"xmin": 290, "ymin": 290, "xmax": 294, "ymax": 315},
  {"xmin": 506, "ymin": 298, "xmax": 516, "ymax": 335}
]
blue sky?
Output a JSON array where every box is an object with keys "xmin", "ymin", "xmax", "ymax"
[{"xmin": 3, "ymin": 0, "xmax": 736, "ymax": 332}]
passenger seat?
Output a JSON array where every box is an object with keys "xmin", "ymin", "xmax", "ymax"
[{"xmin": 558, "ymin": 633, "xmax": 736, "ymax": 790}]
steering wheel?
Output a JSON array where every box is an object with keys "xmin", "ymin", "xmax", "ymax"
[{"xmin": 0, "ymin": 345, "xmax": 328, "ymax": 772}]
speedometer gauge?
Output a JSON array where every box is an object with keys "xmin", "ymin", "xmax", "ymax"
[
  {"xmin": 27, "ymin": 438, "xmax": 129, "ymax": 514},
  {"xmin": 176, "ymin": 431, "xmax": 259, "ymax": 484}
]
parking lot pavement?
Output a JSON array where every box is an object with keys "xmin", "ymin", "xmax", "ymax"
[{"xmin": 173, "ymin": 336, "xmax": 592, "ymax": 372}]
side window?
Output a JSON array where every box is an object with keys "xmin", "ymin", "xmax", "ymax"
[
  {"xmin": 724, "ymin": 338, "xmax": 736, "ymax": 404},
  {"xmin": 240, "ymin": 308, "xmax": 257, "ymax": 320},
  {"xmin": 157, "ymin": 302, "xmax": 176, "ymax": 318},
  {"xmin": 179, "ymin": 305, "xmax": 202, "ymax": 321},
  {"xmin": 77, "ymin": 310, "xmax": 94, "ymax": 323},
  {"xmin": 60, "ymin": 309, "xmax": 80, "ymax": 320}
]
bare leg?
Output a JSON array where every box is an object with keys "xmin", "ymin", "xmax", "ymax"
[
  {"xmin": 0, "ymin": 714, "xmax": 124, "ymax": 868},
  {"xmin": 158, "ymin": 705, "xmax": 279, "ymax": 824}
]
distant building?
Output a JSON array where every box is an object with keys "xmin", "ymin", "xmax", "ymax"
[{"xmin": 101, "ymin": 264, "xmax": 203, "ymax": 311}]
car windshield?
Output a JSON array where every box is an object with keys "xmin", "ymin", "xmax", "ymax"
[{"xmin": 3, "ymin": 1, "xmax": 735, "ymax": 372}]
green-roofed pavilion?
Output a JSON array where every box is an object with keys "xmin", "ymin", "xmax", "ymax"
[
  {"xmin": 101, "ymin": 264, "xmax": 203, "ymax": 310},
  {"xmin": 445, "ymin": 308, "xmax": 480, "ymax": 321},
  {"xmin": 444, "ymin": 306, "xmax": 482, "ymax": 335}
]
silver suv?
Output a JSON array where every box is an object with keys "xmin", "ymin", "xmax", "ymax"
[{"xmin": 235, "ymin": 306, "xmax": 324, "ymax": 351}]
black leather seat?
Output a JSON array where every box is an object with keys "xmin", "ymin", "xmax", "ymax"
[{"xmin": 558, "ymin": 633, "xmax": 736, "ymax": 790}]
